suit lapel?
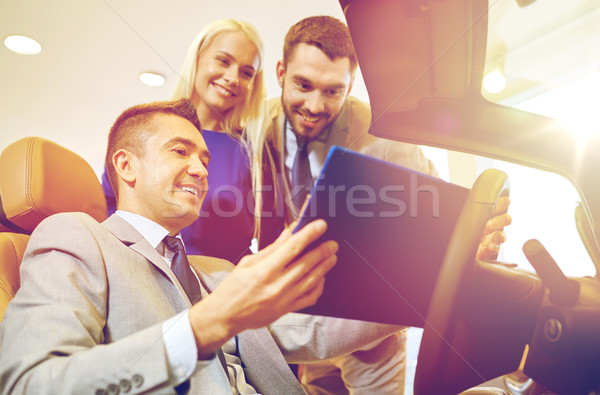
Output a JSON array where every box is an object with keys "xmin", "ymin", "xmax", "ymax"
[
  {"xmin": 326, "ymin": 99, "xmax": 351, "ymax": 149},
  {"xmin": 238, "ymin": 328, "xmax": 306, "ymax": 395},
  {"xmin": 102, "ymin": 214, "xmax": 192, "ymax": 304},
  {"xmin": 269, "ymin": 107, "xmax": 297, "ymax": 223}
]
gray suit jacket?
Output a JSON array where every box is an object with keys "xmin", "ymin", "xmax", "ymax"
[{"xmin": 0, "ymin": 212, "xmax": 398, "ymax": 395}]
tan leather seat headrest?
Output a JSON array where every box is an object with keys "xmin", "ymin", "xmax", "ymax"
[{"xmin": 0, "ymin": 136, "xmax": 107, "ymax": 232}]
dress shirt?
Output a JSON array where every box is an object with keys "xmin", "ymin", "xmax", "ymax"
[{"xmin": 284, "ymin": 120, "xmax": 331, "ymax": 186}]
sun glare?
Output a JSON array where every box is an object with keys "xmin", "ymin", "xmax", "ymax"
[{"xmin": 515, "ymin": 71, "xmax": 600, "ymax": 144}]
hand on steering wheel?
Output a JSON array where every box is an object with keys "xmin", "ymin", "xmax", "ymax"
[
  {"xmin": 415, "ymin": 168, "xmax": 510, "ymax": 394},
  {"xmin": 477, "ymin": 196, "xmax": 512, "ymax": 261}
]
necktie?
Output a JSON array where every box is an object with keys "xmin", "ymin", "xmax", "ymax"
[
  {"xmin": 291, "ymin": 135, "xmax": 312, "ymax": 212},
  {"xmin": 164, "ymin": 236, "xmax": 202, "ymax": 304},
  {"xmin": 164, "ymin": 238, "xmax": 232, "ymax": 387}
]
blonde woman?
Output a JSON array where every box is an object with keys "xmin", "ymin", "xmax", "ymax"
[{"xmin": 102, "ymin": 19, "xmax": 280, "ymax": 262}]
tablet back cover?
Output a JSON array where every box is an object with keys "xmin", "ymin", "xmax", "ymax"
[{"xmin": 295, "ymin": 146, "xmax": 469, "ymax": 326}]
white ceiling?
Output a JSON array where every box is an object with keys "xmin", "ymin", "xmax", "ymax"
[
  {"xmin": 3, "ymin": 0, "xmax": 600, "ymax": 178},
  {"xmin": 0, "ymin": 0, "xmax": 360, "ymax": 177}
]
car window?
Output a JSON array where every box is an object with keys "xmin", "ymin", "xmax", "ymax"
[
  {"xmin": 458, "ymin": 0, "xmax": 600, "ymax": 278},
  {"xmin": 348, "ymin": 0, "xmax": 599, "ymax": 279},
  {"xmin": 422, "ymin": 145, "xmax": 596, "ymax": 278},
  {"xmin": 483, "ymin": 0, "xmax": 600, "ymax": 114},
  {"xmin": 483, "ymin": 0, "xmax": 600, "ymax": 146}
]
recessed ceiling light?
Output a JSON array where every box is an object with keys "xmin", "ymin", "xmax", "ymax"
[
  {"xmin": 483, "ymin": 70, "xmax": 507, "ymax": 94},
  {"xmin": 4, "ymin": 35, "xmax": 42, "ymax": 55},
  {"xmin": 139, "ymin": 72, "xmax": 166, "ymax": 87}
]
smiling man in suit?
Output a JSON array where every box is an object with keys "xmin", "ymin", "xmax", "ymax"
[
  {"xmin": 263, "ymin": 16, "xmax": 438, "ymax": 395},
  {"xmin": 0, "ymin": 99, "xmax": 399, "ymax": 395},
  {"xmin": 263, "ymin": 15, "xmax": 511, "ymax": 395}
]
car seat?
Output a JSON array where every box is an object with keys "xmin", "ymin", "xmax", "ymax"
[{"xmin": 0, "ymin": 136, "xmax": 107, "ymax": 321}]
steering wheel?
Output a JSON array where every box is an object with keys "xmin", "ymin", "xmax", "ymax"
[{"xmin": 414, "ymin": 168, "xmax": 509, "ymax": 394}]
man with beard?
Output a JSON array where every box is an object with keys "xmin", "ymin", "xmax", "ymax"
[{"xmin": 262, "ymin": 16, "xmax": 510, "ymax": 394}]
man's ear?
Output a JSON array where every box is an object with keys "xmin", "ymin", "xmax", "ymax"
[
  {"xmin": 276, "ymin": 60, "xmax": 285, "ymax": 88},
  {"xmin": 113, "ymin": 149, "xmax": 137, "ymax": 184}
]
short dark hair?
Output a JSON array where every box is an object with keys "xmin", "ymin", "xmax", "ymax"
[
  {"xmin": 105, "ymin": 98, "xmax": 202, "ymax": 198},
  {"xmin": 283, "ymin": 16, "xmax": 358, "ymax": 72}
]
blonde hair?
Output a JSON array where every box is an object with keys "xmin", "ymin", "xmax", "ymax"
[{"xmin": 172, "ymin": 19, "xmax": 269, "ymax": 243}]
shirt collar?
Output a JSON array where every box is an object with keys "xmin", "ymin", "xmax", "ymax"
[{"xmin": 115, "ymin": 210, "xmax": 184, "ymax": 251}]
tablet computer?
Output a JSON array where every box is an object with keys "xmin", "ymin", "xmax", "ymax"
[{"xmin": 294, "ymin": 146, "xmax": 469, "ymax": 326}]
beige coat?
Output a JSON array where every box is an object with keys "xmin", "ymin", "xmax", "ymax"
[{"xmin": 265, "ymin": 96, "xmax": 437, "ymax": 223}]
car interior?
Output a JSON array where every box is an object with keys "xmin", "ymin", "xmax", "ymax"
[
  {"xmin": 2, "ymin": 0, "xmax": 600, "ymax": 394},
  {"xmin": 0, "ymin": 136, "xmax": 107, "ymax": 321},
  {"xmin": 341, "ymin": 0, "xmax": 600, "ymax": 393}
]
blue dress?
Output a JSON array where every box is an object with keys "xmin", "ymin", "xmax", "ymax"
[{"xmin": 102, "ymin": 130, "xmax": 281, "ymax": 263}]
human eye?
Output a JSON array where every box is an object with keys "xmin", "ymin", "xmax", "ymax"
[
  {"xmin": 297, "ymin": 82, "xmax": 312, "ymax": 92},
  {"xmin": 216, "ymin": 56, "xmax": 230, "ymax": 66},
  {"xmin": 198, "ymin": 154, "xmax": 210, "ymax": 168},
  {"xmin": 242, "ymin": 69, "xmax": 255, "ymax": 79},
  {"xmin": 326, "ymin": 88, "xmax": 342, "ymax": 97},
  {"xmin": 172, "ymin": 147, "xmax": 188, "ymax": 157}
]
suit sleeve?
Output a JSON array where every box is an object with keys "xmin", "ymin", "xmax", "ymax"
[
  {"xmin": 344, "ymin": 96, "xmax": 438, "ymax": 177},
  {"xmin": 358, "ymin": 137, "xmax": 439, "ymax": 177},
  {"xmin": 0, "ymin": 213, "xmax": 174, "ymax": 395},
  {"xmin": 382, "ymin": 140, "xmax": 439, "ymax": 177},
  {"xmin": 267, "ymin": 312, "xmax": 405, "ymax": 364}
]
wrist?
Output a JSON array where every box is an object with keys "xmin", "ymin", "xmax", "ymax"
[{"xmin": 188, "ymin": 297, "xmax": 237, "ymax": 359}]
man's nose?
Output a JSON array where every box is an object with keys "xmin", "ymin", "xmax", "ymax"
[
  {"xmin": 305, "ymin": 91, "xmax": 325, "ymax": 114},
  {"xmin": 188, "ymin": 156, "xmax": 208, "ymax": 179}
]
